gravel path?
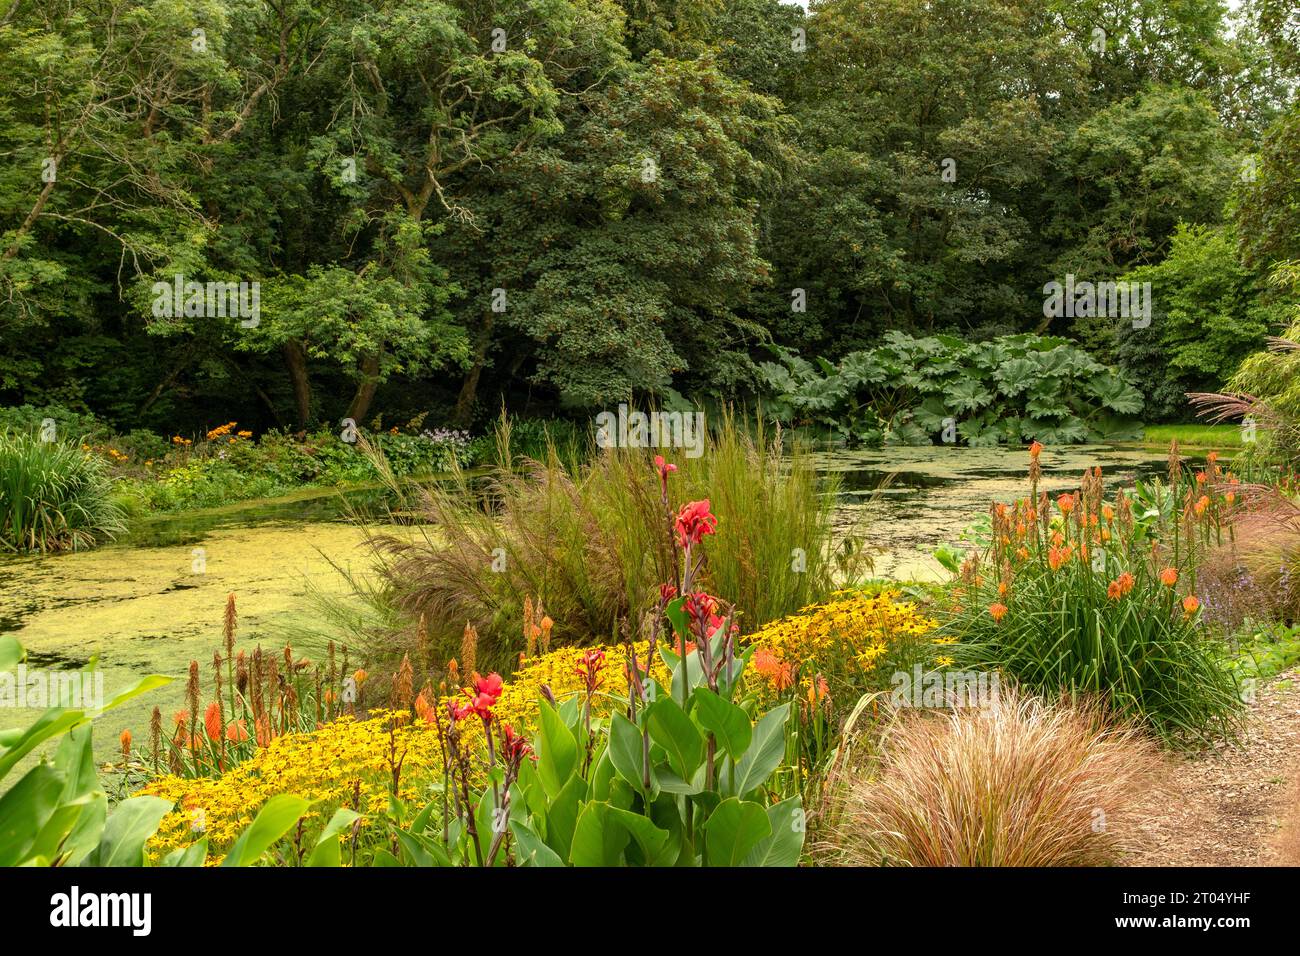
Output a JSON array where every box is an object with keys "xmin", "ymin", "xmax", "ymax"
[{"xmin": 1128, "ymin": 668, "xmax": 1300, "ymax": 866}]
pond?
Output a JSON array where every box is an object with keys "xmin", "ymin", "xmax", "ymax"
[{"xmin": 0, "ymin": 442, "xmax": 1179, "ymax": 767}]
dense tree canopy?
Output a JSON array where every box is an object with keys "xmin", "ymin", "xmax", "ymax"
[{"xmin": 1, "ymin": 0, "xmax": 1296, "ymax": 431}]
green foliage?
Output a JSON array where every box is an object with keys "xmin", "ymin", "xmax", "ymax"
[
  {"xmin": 0, "ymin": 431, "xmax": 126, "ymax": 552},
  {"xmin": 393, "ymin": 648, "xmax": 801, "ymax": 867},
  {"xmin": 760, "ymin": 332, "xmax": 1144, "ymax": 446},
  {"xmin": 1116, "ymin": 225, "xmax": 1280, "ymax": 420}
]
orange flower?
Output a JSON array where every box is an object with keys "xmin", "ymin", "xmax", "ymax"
[
  {"xmin": 1207, "ymin": 451, "xmax": 1219, "ymax": 464},
  {"xmin": 1016, "ymin": 546, "xmax": 1029, "ymax": 560},
  {"xmin": 1056, "ymin": 494, "xmax": 1075, "ymax": 515},
  {"xmin": 119, "ymin": 729, "xmax": 132, "ymax": 758},
  {"xmin": 1107, "ymin": 580, "xmax": 1121, "ymax": 600},
  {"xmin": 204, "ymin": 702, "xmax": 222, "ymax": 741},
  {"xmin": 353, "ymin": 668, "xmax": 368, "ymax": 685},
  {"xmin": 753, "ymin": 648, "xmax": 794, "ymax": 692},
  {"xmin": 1194, "ymin": 495, "xmax": 1209, "ymax": 517},
  {"xmin": 998, "ymin": 581, "xmax": 1008, "ymax": 597},
  {"xmin": 1182, "ymin": 595, "xmax": 1200, "ymax": 615},
  {"xmin": 225, "ymin": 719, "xmax": 249, "ymax": 743},
  {"xmin": 1048, "ymin": 547, "xmax": 1065, "ymax": 571},
  {"xmin": 988, "ymin": 602, "xmax": 1008, "ymax": 622},
  {"xmin": 1225, "ymin": 491, "xmax": 1236, "ymax": 505},
  {"xmin": 1117, "ymin": 571, "xmax": 1135, "ymax": 595},
  {"xmin": 1159, "ymin": 567, "xmax": 1178, "ymax": 587},
  {"xmin": 1028, "ymin": 441, "xmax": 1043, "ymax": 459}
]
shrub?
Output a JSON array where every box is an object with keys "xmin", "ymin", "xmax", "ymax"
[
  {"xmin": 823, "ymin": 690, "xmax": 1164, "ymax": 866},
  {"xmin": 759, "ymin": 332, "xmax": 1144, "ymax": 446},
  {"xmin": 0, "ymin": 431, "xmax": 126, "ymax": 552},
  {"xmin": 942, "ymin": 443, "xmax": 1244, "ymax": 746},
  {"xmin": 366, "ymin": 411, "xmax": 864, "ymax": 673}
]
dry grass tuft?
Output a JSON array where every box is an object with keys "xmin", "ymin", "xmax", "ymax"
[{"xmin": 821, "ymin": 689, "xmax": 1167, "ymax": 867}]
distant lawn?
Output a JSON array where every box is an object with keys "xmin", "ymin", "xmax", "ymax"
[{"xmin": 1130, "ymin": 423, "xmax": 1246, "ymax": 450}]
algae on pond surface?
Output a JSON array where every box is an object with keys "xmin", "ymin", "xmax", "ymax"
[{"xmin": 0, "ymin": 518, "xmax": 386, "ymax": 772}]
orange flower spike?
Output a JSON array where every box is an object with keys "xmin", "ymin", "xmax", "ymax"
[
  {"xmin": 1056, "ymin": 493, "xmax": 1075, "ymax": 515},
  {"xmin": 1159, "ymin": 567, "xmax": 1178, "ymax": 587},
  {"xmin": 1182, "ymin": 595, "xmax": 1200, "ymax": 615},
  {"xmin": 203, "ymin": 701, "xmax": 222, "ymax": 740},
  {"xmin": 1028, "ymin": 441, "xmax": 1043, "ymax": 459},
  {"xmin": 119, "ymin": 729, "xmax": 132, "ymax": 759},
  {"xmin": 988, "ymin": 603, "xmax": 1008, "ymax": 623},
  {"xmin": 1117, "ymin": 572, "xmax": 1135, "ymax": 595}
]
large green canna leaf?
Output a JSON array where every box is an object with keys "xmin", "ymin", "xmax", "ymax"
[
  {"xmin": 741, "ymin": 796, "xmax": 806, "ymax": 867},
  {"xmin": 645, "ymin": 697, "xmax": 704, "ymax": 780},
  {"xmin": 704, "ymin": 798, "xmax": 771, "ymax": 867},
  {"xmin": 220, "ymin": 794, "xmax": 316, "ymax": 867},
  {"xmin": 691, "ymin": 689, "xmax": 751, "ymax": 759},
  {"xmin": 730, "ymin": 703, "xmax": 790, "ymax": 797},
  {"xmin": 85, "ymin": 795, "xmax": 174, "ymax": 867},
  {"xmin": 535, "ymin": 698, "xmax": 579, "ymax": 799}
]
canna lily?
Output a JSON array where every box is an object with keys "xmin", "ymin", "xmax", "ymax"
[
  {"xmin": 674, "ymin": 499, "xmax": 718, "ymax": 549},
  {"xmin": 654, "ymin": 455, "xmax": 677, "ymax": 496}
]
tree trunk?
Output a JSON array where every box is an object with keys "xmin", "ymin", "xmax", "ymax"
[
  {"xmin": 283, "ymin": 341, "xmax": 311, "ymax": 428},
  {"xmin": 452, "ymin": 314, "xmax": 495, "ymax": 427},
  {"xmin": 345, "ymin": 352, "xmax": 381, "ymax": 425}
]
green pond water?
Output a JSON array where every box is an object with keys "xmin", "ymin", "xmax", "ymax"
[{"xmin": 0, "ymin": 443, "xmax": 1176, "ymax": 770}]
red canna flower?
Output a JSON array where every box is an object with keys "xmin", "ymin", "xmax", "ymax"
[
  {"xmin": 474, "ymin": 672, "xmax": 504, "ymax": 704},
  {"xmin": 674, "ymin": 499, "xmax": 718, "ymax": 549},
  {"xmin": 575, "ymin": 650, "xmax": 606, "ymax": 694},
  {"xmin": 501, "ymin": 722, "xmax": 534, "ymax": 763},
  {"xmin": 654, "ymin": 455, "xmax": 677, "ymax": 497}
]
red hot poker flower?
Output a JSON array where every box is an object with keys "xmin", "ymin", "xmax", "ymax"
[{"xmin": 674, "ymin": 499, "xmax": 718, "ymax": 549}]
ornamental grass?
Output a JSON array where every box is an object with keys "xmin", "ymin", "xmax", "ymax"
[
  {"xmin": 361, "ymin": 409, "xmax": 864, "ymax": 675},
  {"xmin": 823, "ymin": 689, "xmax": 1166, "ymax": 867}
]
